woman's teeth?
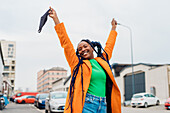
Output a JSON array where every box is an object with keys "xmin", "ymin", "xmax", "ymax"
[{"xmin": 83, "ymin": 51, "xmax": 88, "ymax": 55}]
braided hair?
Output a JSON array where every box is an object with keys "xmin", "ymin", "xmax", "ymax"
[{"xmin": 66, "ymin": 39, "xmax": 112, "ymax": 112}]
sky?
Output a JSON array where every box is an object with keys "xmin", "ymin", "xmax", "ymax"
[{"xmin": 0, "ymin": 0, "xmax": 170, "ymax": 92}]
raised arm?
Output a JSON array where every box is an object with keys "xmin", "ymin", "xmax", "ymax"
[
  {"xmin": 103, "ymin": 18, "xmax": 118, "ymax": 60},
  {"xmin": 49, "ymin": 7, "xmax": 78, "ymax": 70}
]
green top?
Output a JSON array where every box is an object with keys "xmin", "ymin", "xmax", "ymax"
[{"xmin": 87, "ymin": 59, "xmax": 106, "ymax": 97}]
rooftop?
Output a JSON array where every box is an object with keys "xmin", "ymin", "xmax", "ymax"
[{"xmin": 48, "ymin": 67, "xmax": 67, "ymax": 71}]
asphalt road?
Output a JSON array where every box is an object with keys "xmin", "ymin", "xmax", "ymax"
[
  {"xmin": 0, "ymin": 102, "xmax": 169, "ymax": 113},
  {"xmin": 0, "ymin": 102, "xmax": 42, "ymax": 113},
  {"xmin": 122, "ymin": 105, "xmax": 169, "ymax": 113}
]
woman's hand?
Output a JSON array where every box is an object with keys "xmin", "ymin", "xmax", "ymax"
[
  {"xmin": 111, "ymin": 18, "xmax": 117, "ymax": 31},
  {"xmin": 49, "ymin": 7, "xmax": 60, "ymax": 25}
]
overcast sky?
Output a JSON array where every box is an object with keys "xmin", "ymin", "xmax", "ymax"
[{"xmin": 0, "ymin": 0, "xmax": 170, "ymax": 91}]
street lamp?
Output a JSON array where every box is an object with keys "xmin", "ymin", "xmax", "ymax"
[{"xmin": 118, "ymin": 23, "xmax": 135, "ymax": 95}]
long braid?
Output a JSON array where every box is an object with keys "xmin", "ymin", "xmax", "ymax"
[
  {"xmin": 66, "ymin": 50, "xmax": 84, "ymax": 113},
  {"xmin": 90, "ymin": 41, "xmax": 112, "ymax": 70},
  {"xmin": 67, "ymin": 39, "xmax": 112, "ymax": 113}
]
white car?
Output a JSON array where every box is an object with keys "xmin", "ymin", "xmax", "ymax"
[
  {"xmin": 45, "ymin": 91, "xmax": 67, "ymax": 113},
  {"xmin": 131, "ymin": 93, "xmax": 160, "ymax": 108}
]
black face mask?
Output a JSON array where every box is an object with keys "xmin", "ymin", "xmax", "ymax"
[{"xmin": 38, "ymin": 9, "xmax": 51, "ymax": 33}]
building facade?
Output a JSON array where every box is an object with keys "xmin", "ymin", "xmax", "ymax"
[
  {"xmin": 112, "ymin": 63, "xmax": 170, "ymax": 104},
  {"xmin": 0, "ymin": 40, "xmax": 16, "ymax": 91},
  {"xmin": 52, "ymin": 77, "xmax": 68, "ymax": 91},
  {"xmin": 37, "ymin": 67, "xmax": 67, "ymax": 93},
  {"xmin": 0, "ymin": 43, "xmax": 4, "ymax": 93}
]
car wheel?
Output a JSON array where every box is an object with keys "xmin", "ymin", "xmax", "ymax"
[
  {"xmin": 132, "ymin": 106, "xmax": 136, "ymax": 108},
  {"xmin": 21, "ymin": 100, "xmax": 25, "ymax": 104},
  {"xmin": 156, "ymin": 100, "xmax": 160, "ymax": 106},
  {"xmin": 144, "ymin": 102, "xmax": 148, "ymax": 108},
  {"xmin": 45, "ymin": 109, "xmax": 48, "ymax": 113},
  {"xmin": 0, "ymin": 104, "xmax": 3, "ymax": 110},
  {"xmin": 37, "ymin": 103, "xmax": 39, "ymax": 108}
]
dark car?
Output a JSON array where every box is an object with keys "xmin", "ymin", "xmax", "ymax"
[
  {"xmin": 34, "ymin": 93, "xmax": 48, "ymax": 109},
  {"xmin": 34, "ymin": 94, "xmax": 40, "ymax": 107},
  {"xmin": 0, "ymin": 94, "xmax": 5, "ymax": 110}
]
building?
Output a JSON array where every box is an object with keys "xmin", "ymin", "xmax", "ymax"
[
  {"xmin": 0, "ymin": 40, "xmax": 16, "ymax": 91},
  {"xmin": 112, "ymin": 63, "xmax": 170, "ymax": 104},
  {"xmin": 37, "ymin": 67, "xmax": 67, "ymax": 93},
  {"xmin": 2, "ymin": 78, "xmax": 12, "ymax": 97},
  {"xmin": 0, "ymin": 43, "xmax": 4, "ymax": 93},
  {"xmin": 52, "ymin": 75, "xmax": 71, "ymax": 92},
  {"xmin": 52, "ymin": 76, "xmax": 68, "ymax": 91},
  {"xmin": 0, "ymin": 41, "xmax": 13, "ymax": 97}
]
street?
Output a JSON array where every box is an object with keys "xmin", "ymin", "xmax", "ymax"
[
  {"xmin": 0, "ymin": 102, "xmax": 169, "ymax": 113},
  {"xmin": 122, "ymin": 105, "xmax": 169, "ymax": 113},
  {"xmin": 0, "ymin": 102, "xmax": 43, "ymax": 113}
]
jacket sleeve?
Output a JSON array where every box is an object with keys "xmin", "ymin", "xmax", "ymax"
[
  {"xmin": 103, "ymin": 30, "xmax": 117, "ymax": 60},
  {"xmin": 54, "ymin": 23, "xmax": 78, "ymax": 70}
]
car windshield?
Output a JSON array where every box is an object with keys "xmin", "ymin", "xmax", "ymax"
[
  {"xmin": 16, "ymin": 93, "xmax": 21, "ymax": 97},
  {"xmin": 51, "ymin": 92, "xmax": 67, "ymax": 99},
  {"xmin": 39, "ymin": 94, "xmax": 48, "ymax": 99},
  {"xmin": 36, "ymin": 94, "xmax": 39, "ymax": 98},
  {"xmin": 133, "ymin": 95, "xmax": 143, "ymax": 98}
]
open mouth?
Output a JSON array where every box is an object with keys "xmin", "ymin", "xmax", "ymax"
[{"xmin": 81, "ymin": 50, "xmax": 89, "ymax": 57}]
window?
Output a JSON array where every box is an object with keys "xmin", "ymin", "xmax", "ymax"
[
  {"xmin": 12, "ymin": 61, "xmax": 15, "ymax": 64},
  {"xmin": 8, "ymin": 55, "xmax": 13, "ymax": 58},
  {"xmin": 12, "ymin": 66, "xmax": 15, "ymax": 71},
  {"xmin": 8, "ymin": 44, "xmax": 14, "ymax": 47},
  {"xmin": 11, "ymin": 80, "xmax": 14, "ymax": 85},
  {"xmin": 3, "ymin": 73, "xmax": 9, "ymax": 77},
  {"xmin": 133, "ymin": 95, "xmax": 143, "ymax": 98},
  {"xmin": 30, "ymin": 96, "xmax": 35, "ymax": 98},
  {"xmin": 4, "ymin": 66, "xmax": 9, "ymax": 71},
  {"xmin": 149, "ymin": 94, "xmax": 155, "ymax": 97},
  {"xmin": 144, "ymin": 94, "xmax": 149, "ymax": 97},
  {"xmin": 17, "ymin": 93, "xmax": 21, "ymax": 97}
]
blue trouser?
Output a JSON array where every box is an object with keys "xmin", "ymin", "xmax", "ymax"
[{"xmin": 82, "ymin": 93, "xmax": 107, "ymax": 113}]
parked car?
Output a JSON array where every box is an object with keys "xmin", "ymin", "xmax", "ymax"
[
  {"xmin": 34, "ymin": 93, "xmax": 48, "ymax": 109},
  {"xmin": 14, "ymin": 96, "xmax": 27, "ymax": 103},
  {"xmin": 16, "ymin": 95, "xmax": 36, "ymax": 104},
  {"xmin": 131, "ymin": 93, "xmax": 160, "ymax": 108},
  {"xmin": 34, "ymin": 94, "xmax": 40, "ymax": 106},
  {"xmin": 0, "ymin": 94, "xmax": 5, "ymax": 110},
  {"xmin": 11, "ymin": 92, "xmax": 38, "ymax": 102},
  {"xmin": 165, "ymin": 97, "xmax": 170, "ymax": 110},
  {"xmin": 45, "ymin": 91, "xmax": 67, "ymax": 113}
]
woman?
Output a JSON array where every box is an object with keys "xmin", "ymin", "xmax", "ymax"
[{"xmin": 49, "ymin": 7, "xmax": 121, "ymax": 113}]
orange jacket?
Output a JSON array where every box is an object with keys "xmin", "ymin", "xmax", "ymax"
[{"xmin": 55, "ymin": 23, "xmax": 121, "ymax": 113}]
